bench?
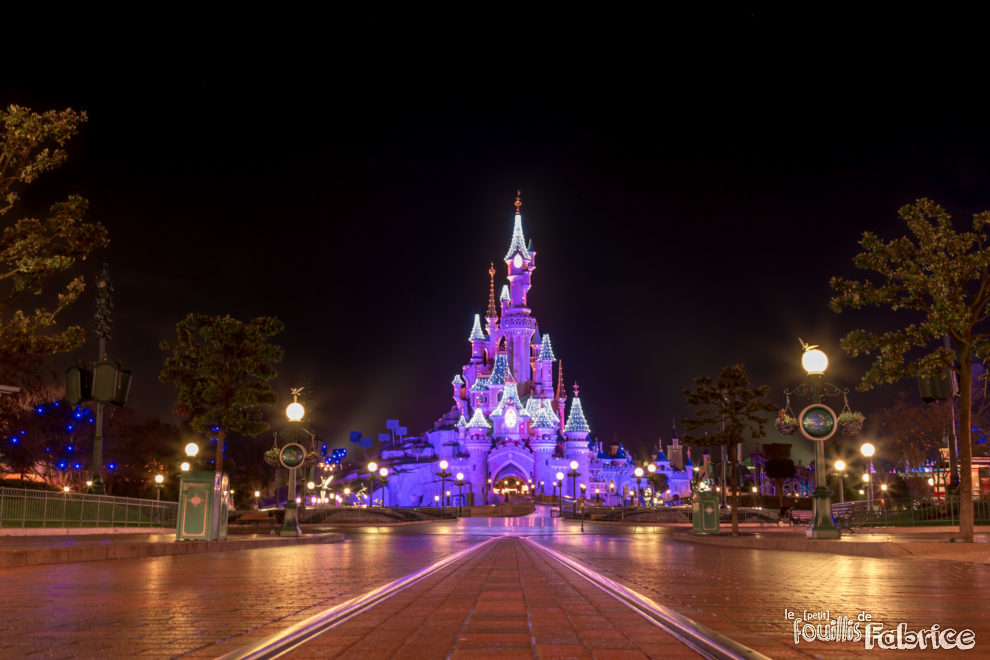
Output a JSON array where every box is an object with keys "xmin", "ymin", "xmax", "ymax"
[{"xmin": 831, "ymin": 502, "xmax": 854, "ymax": 533}]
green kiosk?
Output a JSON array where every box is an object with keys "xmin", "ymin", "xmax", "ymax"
[{"xmin": 176, "ymin": 471, "xmax": 229, "ymax": 541}]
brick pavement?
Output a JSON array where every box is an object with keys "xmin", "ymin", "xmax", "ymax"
[
  {"xmin": 540, "ymin": 528, "xmax": 990, "ymax": 658},
  {"xmin": 225, "ymin": 537, "xmax": 704, "ymax": 660}
]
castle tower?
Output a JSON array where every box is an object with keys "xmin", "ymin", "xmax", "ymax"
[
  {"xmin": 468, "ymin": 314, "xmax": 485, "ymax": 364},
  {"xmin": 563, "ymin": 382, "xmax": 592, "ymax": 498},
  {"xmin": 501, "ymin": 192, "xmax": 537, "ymax": 386},
  {"xmin": 536, "ymin": 333, "xmax": 556, "ymax": 397}
]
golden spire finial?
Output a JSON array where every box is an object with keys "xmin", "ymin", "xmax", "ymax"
[
  {"xmin": 486, "ymin": 262, "xmax": 498, "ymax": 319},
  {"xmin": 514, "ymin": 189, "xmax": 522, "ymax": 215}
]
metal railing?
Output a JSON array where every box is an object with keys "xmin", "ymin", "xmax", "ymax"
[
  {"xmin": 0, "ymin": 487, "xmax": 177, "ymax": 529},
  {"xmin": 848, "ymin": 496, "xmax": 990, "ymax": 528}
]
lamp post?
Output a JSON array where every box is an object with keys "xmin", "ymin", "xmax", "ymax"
[
  {"xmin": 279, "ymin": 394, "xmax": 307, "ymax": 536},
  {"xmin": 787, "ymin": 341, "xmax": 841, "ymax": 539},
  {"xmin": 555, "ymin": 471, "xmax": 565, "ymax": 517},
  {"xmin": 367, "ymin": 462, "xmax": 378, "ymax": 506},
  {"xmin": 567, "ymin": 461, "xmax": 580, "ymax": 517},
  {"xmin": 434, "ymin": 494, "xmax": 440, "ymax": 507},
  {"xmin": 379, "ymin": 467, "xmax": 389, "ymax": 507},
  {"xmin": 437, "ymin": 460, "xmax": 451, "ymax": 510},
  {"xmin": 634, "ymin": 467, "xmax": 644, "ymax": 506},
  {"xmin": 647, "ymin": 464, "xmax": 657, "ymax": 506},
  {"xmin": 455, "ymin": 472, "xmax": 466, "ymax": 516},
  {"xmin": 833, "ymin": 459, "xmax": 847, "ymax": 504},
  {"xmin": 254, "ymin": 490, "xmax": 260, "ymax": 509},
  {"xmin": 860, "ymin": 442, "xmax": 875, "ymax": 509},
  {"xmin": 154, "ymin": 473, "xmax": 164, "ymax": 502}
]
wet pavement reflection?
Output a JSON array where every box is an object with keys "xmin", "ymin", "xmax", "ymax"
[{"xmin": 2, "ymin": 506, "xmax": 987, "ymax": 658}]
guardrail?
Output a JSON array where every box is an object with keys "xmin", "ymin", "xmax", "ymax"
[
  {"xmin": 0, "ymin": 487, "xmax": 177, "ymax": 528},
  {"xmin": 848, "ymin": 496, "xmax": 990, "ymax": 528}
]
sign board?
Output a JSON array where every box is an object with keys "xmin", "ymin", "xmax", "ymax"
[
  {"xmin": 279, "ymin": 443, "xmax": 307, "ymax": 469},
  {"xmin": 798, "ymin": 403, "xmax": 838, "ymax": 442}
]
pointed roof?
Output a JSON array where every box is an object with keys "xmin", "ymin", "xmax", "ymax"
[
  {"xmin": 531, "ymin": 404, "xmax": 556, "ymax": 428},
  {"xmin": 532, "ymin": 327, "xmax": 542, "ymax": 346},
  {"xmin": 500, "ymin": 285, "xmax": 510, "ymax": 301},
  {"xmin": 456, "ymin": 414, "xmax": 467, "ymax": 428},
  {"xmin": 504, "ymin": 192, "xmax": 532, "ymax": 261},
  {"xmin": 486, "ymin": 263, "xmax": 499, "ymax": 319},
  {"xmin": 488, "ymin": 353, "xmax": 512, "ymax": 385},
  {"xmin": 452, "ymin": 374, "xmax": 464, "ymax": 385},
  {"xmin": 492, "ymin": 381, "xmax": 523, "ymax": 416},
  {"xmin": 470, "ymin": 376, "xmax": 489, "ymax": 392},
  {"xmin": 564, "ymin": 386, "xmax": 590, "ymax": 434},
  {"xmin": 655, "ymin": 450, "xmax": 669, "ymax": 463},
  {"xmin": 467, "ymin": 407, "xmax": 491, "ymax": 429},
  {"xmin": 538, "ymin": 334, "xmax": 556, "ymax": 361},
  {"xmin": 469, "ymin": 314, "xmax": 486, "ymax": 341}
]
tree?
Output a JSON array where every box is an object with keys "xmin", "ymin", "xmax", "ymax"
[
  {"xmin": 873, "ymin": 393, "xmax": 950, "ymax": 472},
  {"xmin": 682, "ymin": 364, "xmax": 777, "ymax": 535},
  {"xmin": 830, "ymin": 199, "xmax": 990, "ymax": 541},
  {"xmin": 159, "ymin": 314, "xmax": 284, "ymax": 483},
  {"xmin": 0, "ymin": 105, "xmax": 109, "ymax": 390}
]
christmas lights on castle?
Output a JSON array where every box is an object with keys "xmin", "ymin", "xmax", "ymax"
[{"xmin": 368, "ymin": 193, "xmax": 692, "ymax": 506}]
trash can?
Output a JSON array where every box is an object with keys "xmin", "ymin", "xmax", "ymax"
[
  {"xmin": 176, "ymin": 471, "xmax": 227, "ymax": 541},
  {"xmin": 692, "ymin": 491, "xmax": 720, "ymax": 534}
]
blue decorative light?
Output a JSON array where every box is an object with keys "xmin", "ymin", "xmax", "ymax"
[
  {"xmin": 35, "ymin": 407, "xmax": 44, "ymax": 415},
  {"xmin": 10, "ymin": 438, "xmax": 18, "ymax": 445},
  {"xmin": 19, "ymin": 429, "xmax": 25, "ymax": 435},
  {"xmin": 107, "ymin": 463, "xmax": 116, "ymax": 470},
  {"xmin": 211, "ymin": 424, "xmax": 220, "ymax": 432},
  {"xmin": 57, "ymin": 461, "xmax": 67, "ymax": 469},
  {"xmin": 67, "ymin": 445, "xmax": 74, "ymax": 452},
  {"xmin": 53, "ymin": 401, "xmax": 60, "ymax": 407},
  {"xmin": 66, "ymin": 425, "xmax": 74, "ymax": 432},
  {"xmin": 73, "ymin": 463, "xmax": 81, "ymax": 470}
]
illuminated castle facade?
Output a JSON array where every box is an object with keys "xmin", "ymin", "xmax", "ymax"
[{"xmin": 377, "ymin": 196, "xmax": 692, "ymax": 506}]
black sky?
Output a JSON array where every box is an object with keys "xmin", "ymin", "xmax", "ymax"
[{"xmin": 3, "ymin": 12, "xmax": 990, "ymax": 460}]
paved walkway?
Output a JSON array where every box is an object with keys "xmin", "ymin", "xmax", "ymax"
[
  {"xmin": 672, "ymin": 525, "xmax": 990, "ymax": 561},
  {"xmin": 212, "ymin": 537, "xmax": 702, "ymax": 660},
  {"xmin": 0, "ymin": 531, "xmax": 344, "ymax": 568}
]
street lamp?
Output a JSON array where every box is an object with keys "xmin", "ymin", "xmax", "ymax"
[
  {"xmin": 254, "ymin": 490, "xmax": 261, "ymax": 509},
  {"xmin": 154, "ymin": 473, "xmax": 164, "ymax": 502},
  {"xmin": 634, "ymin": 466, "xmax": 644, "ymax": 506},
  {"xmin": 860, "ymin": 442, "xmax": 875, "ymax": 508},
  {"xmin": 180, "ymin": 461, "xmax": 190, "ymax": 472},
  {"xmin": 437, "ymin": 459, "xmax": 451, "ymax": 509},
  {"xmin": 555, "ymin": 471, "xmax": 565, "ymax": 517},
  {"xmin": 434, "ymin": 494, "xmax": 440, "ymax": 507},
  {"xmin": 785, "ymin": 341, "xmax": 841, "ymax": 539},
  {"xmin": 185, "ymin": 442, "xmax": 199, "ymax": 458},
  {"xmin": 567, "ymin": 461, "xmax": 580, "ymax": 516},
  {"xmin": 367, "ymin": 462, "xmax": 378, "ymax": 506},
  {"xmin": 379, "ymin": 467, "xmax": 389, "ymax": 507},
  {"xmin": 833, "ymin": 459, "xmax": 847, "ymax": 504},
  {"xmin": 455, "ymin": 472, "xmax": 466, "ymax": 516}
]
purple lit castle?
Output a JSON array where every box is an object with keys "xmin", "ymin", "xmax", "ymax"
[{"xmin": 373, "ymin": 194, "xmax": 692, "ymax": 507}]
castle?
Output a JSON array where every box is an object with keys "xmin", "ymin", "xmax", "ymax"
[{"xmin": 375, "ymin": 195, "xmax": 692, "ymax": 506}]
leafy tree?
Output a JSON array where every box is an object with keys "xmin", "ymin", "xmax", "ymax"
[
  {"xmin": 0, "ymin": 105, "xmax": 109, "ymax": 391},
  {"xmin": 682, "ymin": 364, "xmax": 777, "ymax": 535},
  {"xmin": 830, "ymin": 199, "xmax": 990, "ymax": 541},
  {"xmin": 873, "ymin": 393, "xmax": 950, "ymax": 471},
  {"xmin": 159, "ymin": 314, "xmax": 284, "ymax": 482},
  {"xmin": 647, "ymin": 471, "xmax": 669, "ymax": 499}
]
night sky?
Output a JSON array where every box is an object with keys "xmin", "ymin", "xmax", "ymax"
[{"xmin": 4, "ymin": 14, "xmax": 989, "ymax": 461}]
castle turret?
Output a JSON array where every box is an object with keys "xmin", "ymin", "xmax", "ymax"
[
  {"xmin": 536, "ymin": 333, "xmax": 556, "ymax": 396},
  {"xmin": 468, "ymin": 315, "xmax": 485, "ymax": 364},
  {"xmin": 563, "ymin": 382, "xmax": 591, "ymax": 498},
  {"xmin": 504, "ymin": 191, "xmax": 535, "ymax": 309}
]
